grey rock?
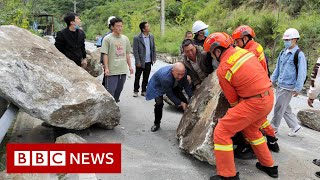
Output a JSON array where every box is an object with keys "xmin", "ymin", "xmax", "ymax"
[
  {"xmin": 85, "ymin": 48, "xmax": 103, "ymax": 77},
  {"xmin": 176, "ymin": 72, "xmax": 229, "ymax": 165},
  {"xmin": 55, "ymin": 134, "xmax": 98, "ymax": 180},
  {"xmin": 0, "ymin": 170, "xmax": 54, "ymax": 180},
  {"xmin": 297, "ymin": 109, "xmax": 320, "ymax": 132},
  {"xmin": 0, "ymin": 25, "xmax": 120, "ymax": 130},
  {"xmin": 55, "ymin": 133, "xmax": 87, "ymax": 143},
  {"xmin": 156, "ymin": 53, "xmax": 179, "ymax": 64},
  {"xmin": 60, "ymin": 173, "xmax": 97, "ymax": 180}
]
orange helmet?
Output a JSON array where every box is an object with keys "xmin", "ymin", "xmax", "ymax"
[
  {"xmin": 203, "ymin": 32, "xmax": 231, "ymax": 52},
  {"xmin": 222, "ymin": 32, "xmax": 234, "ymax": 45},
  {"xmin": 232, "ymin": 25, "xmax": 256, "ymax": 40}
]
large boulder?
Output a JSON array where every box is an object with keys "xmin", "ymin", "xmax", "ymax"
[
  {"xmin": 297, "ymin": 109, "xmax": 320, "ymax": 132},
  {"xmin": 0, "ymin": 25, "xmax": 120, "ymax": 130},
  {"xmin": 85, "ymin": 48, "xmax": 103, "ymax": 77},
  {"xmin": 176, "ymin": 72, "xmax": 230, "ymax": 165}
]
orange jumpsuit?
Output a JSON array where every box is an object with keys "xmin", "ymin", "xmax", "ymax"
[
  {"xmin": 214, "ymin": 47, "xmax": 274, "ymax": 177},
  {"xmin": 244, "ymin": 40, "xmax": 276, "ymax": 138}
]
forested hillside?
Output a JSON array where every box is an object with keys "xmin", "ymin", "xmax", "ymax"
[{"xmin": 1, "ymin": 0, "xmax": 319, "ymax": 70}]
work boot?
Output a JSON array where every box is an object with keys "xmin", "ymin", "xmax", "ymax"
[
  {"xmin": 209, "ymin": 172, "xmax": 240, "ymax": 180},
  {"xmin": 266, "ymin": 135, "xmax": 280, "ymax": 153},
  {"xmin": 234, "ymin": 146, "xmax": 256, "ymax": 160},
  {"xmin": 256, "ymin": 162, "xmax": 278, "ymax": 178},
  {"xmin": 151, "ymin": 124, "xmax": 160, "ymax": 132}
]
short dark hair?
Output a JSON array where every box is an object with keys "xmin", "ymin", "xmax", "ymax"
[
  {"xmin": 185, "ymin": 30, "xmax": 192, "ymax": 37},
  {"xmin": 64, "ymin": 12, "xmax": 79, "ymax": 27},
  {"xmin": 139, "ymin": 22, "xmax": 148, "ymax": 32},
  {"xmin": 110, "ymin": 17, "xmax": 123, "ymax": 27},
  {"xmin": 182, "ymin": 39, "xmax": 195, "ymax": 49}
]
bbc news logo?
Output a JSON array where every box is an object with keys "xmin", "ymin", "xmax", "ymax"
[{"xmin": 6, "ymin": 143, "xmax": 121, "ymax": 173}]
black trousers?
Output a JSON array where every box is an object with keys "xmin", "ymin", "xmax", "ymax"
[
  {"xmin": 134, "ymin": 62, "xmax": 152, "ymax": 92},
  {"xmin": 154, "ymin": 86, "xmax": 188, "ymax": 125}
]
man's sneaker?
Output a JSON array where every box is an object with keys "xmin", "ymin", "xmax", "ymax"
[
  {"xmin": 315, "ymin": 171, "xmax": 320, "ymax": 178},
  {"xmin": 151, "ymin": 124, "xmax": 160, "ymax": 132},
  {"xmin": 141, "ymin": 92, "xmax": 146, "ymax": 96},
  {"xmin": 313, "ymin": 159, "xmax": 320, "ymax": 167},
  {"xmin": 133, "ymin": 92, "xmax": 138, "ymax": 97},
  {"xmin": 288, "ymin": 126, "xmax": 302, "ymax": 137},
  {"xmin": 209, "ymin": 172, "xmax": 240, "ymax": 180},
  {"xmin": 256, "ymin": 162, "xmax": 278, "ymax": 178}
]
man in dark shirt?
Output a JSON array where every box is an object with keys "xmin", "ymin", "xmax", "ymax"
[{"xmin": 55, "ymin": 12, "xmax": 87, "ymax": 68}]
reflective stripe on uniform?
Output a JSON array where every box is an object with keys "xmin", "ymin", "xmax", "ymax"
[
  {"xmin": 258, "ymin": 53, "xmax": 265, "ymax": 62},
  {"xmin": 248, "ymin": 137, "xmax": 266, "ymax": 146},
  {"xmin": 214, "ymin": 144, "xmax": 233, "ymax": 151},
  {"xmin": 260, "ymin": 120, "xmax": 270, "ymax": 129},
  {"xmin": 225, "ymin": 53, "xmax": 255, "ymax": 81},
  {"xmin": 227, "ymin": 48, "xmax": 247, "ymax": 64},
  {"xmin": 256, "ymin": 45, "xmax": 263, "ymax": 53},
  {"xmin": 255, "ymin": 45, "xmax": 265, "ymax": 62}
]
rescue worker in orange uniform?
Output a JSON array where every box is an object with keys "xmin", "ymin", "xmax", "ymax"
[
  {"xmin": 204, "ymin": 32, "xmax": 278, "ymax": 179},
  {"xmin": 232, "ymin": 25, "xmax": 279, "ymax": 153}
]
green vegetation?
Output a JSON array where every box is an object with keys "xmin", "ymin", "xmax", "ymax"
[{"xmin": 0, "ymin": 0, "xmax": 319, "ymax": 72}]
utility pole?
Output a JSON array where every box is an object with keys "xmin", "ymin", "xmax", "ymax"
[
  {"xmin": 73, "ymin": 0, "xmax": 77, "ymax": 13},
  {"xmin": 160, "ymin": 0, "xmax": 165, "ymax": 37}
]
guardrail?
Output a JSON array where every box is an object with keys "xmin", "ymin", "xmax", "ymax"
[{"xmin": 0, "ymin": 103, "xmax": 18, "ymax": 144}]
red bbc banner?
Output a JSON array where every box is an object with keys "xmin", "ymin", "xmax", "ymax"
[{"xmin": 6, "ymin": 143, "xmax": 121, "ymax": 173}]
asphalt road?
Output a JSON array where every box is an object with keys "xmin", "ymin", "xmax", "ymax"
[{"xmin": 11, "ymin": 38, "xmax": 320, "ymax": 180}]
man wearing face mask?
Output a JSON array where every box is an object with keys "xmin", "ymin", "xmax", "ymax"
[
  {"xmin": 192, "ymin": 20, "xmax": 209, "ymax": 47},
  {"xmin": 101, "ymin": 17, "xmax": 133, "ymax": 103},
  {"xmin": 204, "ymin": 32, "xmax": 278, "ymax": 179},
  {"xmin": 55, "ymin": 12, "xmax": 87, "ymax": 69},
  {"xmin": 270, "ymin": 28, "xmax": 307, "ymax": 137}
]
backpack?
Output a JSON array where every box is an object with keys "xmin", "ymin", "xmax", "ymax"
[{"xmin": 280, "ymin": 49, "xmax": 308, "ymax": 84}]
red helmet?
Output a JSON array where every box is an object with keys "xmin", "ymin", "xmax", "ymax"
[
  {"xmin": 232, "ymin": 25, "xmax": 256, "ymax": 40},
  {"xmin": 203, "ymin": 32, "xmax": 231, "ymax": 52}
]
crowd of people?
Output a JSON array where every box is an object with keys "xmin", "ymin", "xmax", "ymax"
[{"xmin": 54, "ymin": 12, "xmax": 319, "ymax": 179}]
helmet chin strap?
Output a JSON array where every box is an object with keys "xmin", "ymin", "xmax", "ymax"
[
  {"xmin": 213, "ymin": 51, "xmax": 222, "ymax": 62},
  {"xmin": 242, "ymin": 37, "xmax": 251, "ymax": 48}
]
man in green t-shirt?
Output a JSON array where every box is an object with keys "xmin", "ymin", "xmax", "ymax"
[{"xmin": 101, "ymin": 17, "xmax": 133, "ymax": 102}]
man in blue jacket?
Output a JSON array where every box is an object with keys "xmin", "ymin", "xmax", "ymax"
[
  {"xmin": 146, "ymin": 62, "xmax": 193, "ymax": 132},
  {"xmin": 270, "ymin": 28, "xmax": 307, "ymax": 137}
]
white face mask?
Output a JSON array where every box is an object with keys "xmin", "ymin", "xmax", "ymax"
[{"xmin": 284, "ymin": 41, "xmax": 292, "ymax": 48}]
